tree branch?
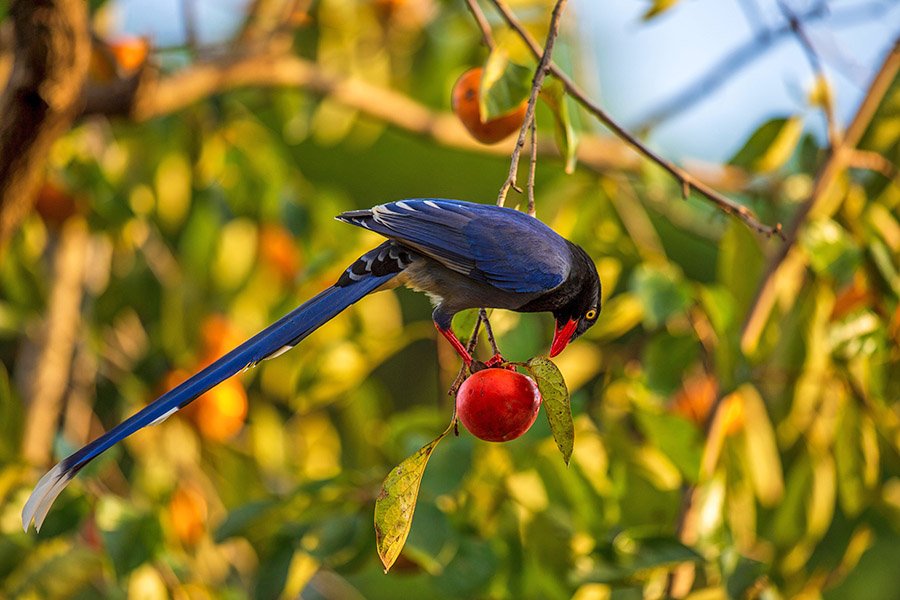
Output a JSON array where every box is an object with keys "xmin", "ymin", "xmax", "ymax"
[
  {"xmin": 741, "ymin": 37, "xmax": 900, "ymax": 353},
  {"xmin": 0, "ymin": 0, "xmax": 91, "ymax": 254},
  {"xmin": 78, "ymin": 49, "xmax": 648, "ymax": 177},
  {"xmin": 635, "ymin": 0, "xmax": 892, "ymax": 130},
  {"xmin": 489, "ymin": 0, "xmax": 783, "ymax": 238},
  {"xmin": 777, "ymin": 0, "xmax": 839, "ymax": 147},
  {"xmin": 21, "ymin": 219, "xmax": 90, "ymax": 465},
  {"xmin": 497, "ymin": 0, "xmax": 567, "ymax": 206},
  {"xmin": 464, "ymin": 0, "xmax": 495, "ymax": 51}
]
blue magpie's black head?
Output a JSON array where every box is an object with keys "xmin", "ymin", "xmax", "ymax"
[{"xmin": 549, "ymin": 244, "xmax": 601, "ymax": 357}]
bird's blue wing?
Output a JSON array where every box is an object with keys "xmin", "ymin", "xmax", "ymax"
[{"xmin": 336, "ymin": 199, "xmax": 570, "ymax": 294}]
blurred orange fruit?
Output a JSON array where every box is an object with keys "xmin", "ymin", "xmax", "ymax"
[
  {"xmin": 164, "ymin": 367, "xmax": 248, "ymax": 442},
  {"xmin": 168, "ymin": 485, "xmax": 208, "ymax": 545},
  {"xmin": 452, "ymin": 67, "xmax": 527, "ymax": 144},
  {"xmin": 373, "ymin": 0, "xmax": 436, "ymax": 28},
  {"xmin": 201, "ymin": 314, "xmax": 243, "ymax": 358},
  {"xmin": 108, "ymin": 37, "xmax": 150, "ymax": 73},
  {"xmin": 194, "ymin": 377, "xmax": 248, "ymax": 442},
  {"xmin": 259, "ymin": 224, "xmax": 301, "ymax": 282},
  {"xmin": 671, "ymin": 372, "xmax": 742, "ymax": 436},
  {"xmin": 831, "ymin": 274, "xmax": 871, "ymax": 320},
  {"xmin": 34, "ymin": 180, "xmax": 81, "ymax": 228}
]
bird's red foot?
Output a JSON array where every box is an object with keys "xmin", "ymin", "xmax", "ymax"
[
  {"xmin": 485, "ymin": 353, "xmax": 504, "ymax": 367},
  {"xmin": 435, "ymin": 324, "xmax": 473, "ymax": 367}
]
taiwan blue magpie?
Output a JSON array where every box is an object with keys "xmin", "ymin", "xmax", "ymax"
[{"xmin": 23, "ymin": 198, "xmax": 600, "ymax": 531}]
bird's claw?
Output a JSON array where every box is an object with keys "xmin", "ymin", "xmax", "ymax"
[
  {"xmin": 469, "ymin": 360, "xmax": 488, "ymax": 373},
  {"xmin": 484, "ymin": 353, "xmax": 515, "ymax": 370}
]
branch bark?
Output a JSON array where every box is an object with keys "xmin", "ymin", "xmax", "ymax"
[
  {"xmin": 741, "ymin": 37, "xmax": 900, "ymax": 353},
  {"xmin": 497, "ymin": 0, "xmax": 567, "ymax": 206},
  {"xmin": 79, "ymin": 50, "xmax": 643, "ymax": 176},
  {"xmin": 0, "ymin": 0, "xmax": 90, "ymax": 253},
  {"xmin": 488, "ymin": 0, "xmax": 783, "ymax": 238}
]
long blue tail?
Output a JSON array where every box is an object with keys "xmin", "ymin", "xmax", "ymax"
[{"xmin": 22, "ymin": 268, "xmax": 397, "ymax": 532}]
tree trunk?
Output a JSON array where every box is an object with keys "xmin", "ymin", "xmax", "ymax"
[{"xmin": 0, "ymin": 0, "xmax": 90, "ymax": 254}]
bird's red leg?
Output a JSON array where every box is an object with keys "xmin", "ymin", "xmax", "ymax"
[{"xmin": 435, "ymin": 324, "xmax": 473, "ymax": 367}]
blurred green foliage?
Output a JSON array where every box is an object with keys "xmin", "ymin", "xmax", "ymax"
[{"xmin": 1, "ymin": 0, "xmax": 899, "ymax": 598}]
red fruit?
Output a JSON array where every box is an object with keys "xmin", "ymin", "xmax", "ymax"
[
  {"xmin": 34, "ymin": 181, "xmax": 81, "ymax": 228},
  {"xmin": 456, "ymin": 368, "xmax": 542, "ymax": 442},
  {"xmin": 452, "ymin": 68, "xmax": 527, "ymax": 144}
]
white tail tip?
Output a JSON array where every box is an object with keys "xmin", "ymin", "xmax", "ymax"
[{"xmin": 22, "ymin": 462, "xmax": 73, "ymax": 533}]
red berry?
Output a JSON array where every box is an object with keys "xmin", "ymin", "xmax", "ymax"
[{"xmin": 456, "ymin": 368, "xmax": 542, "ymax": 442}]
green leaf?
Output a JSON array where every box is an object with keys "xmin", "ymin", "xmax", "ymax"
[
  {"xmin": 433, "ymin": 537, "xmax": 497, "ymax": 596},
  {"xmin": 630, "ymin": 264, "xmax": 692, "ymax": 329},
  {"xmin": 214, "ymin": 499, "xmax": 279, "ymax": 543},
  {"xmin": 802, "ymin": 219, "xmax": 863, "ymax": 284},
  {"xmin": 96, "ymin": 498, "xmax": 163, "ymax": 578},
  {"xmin": 835, "ymin": 399, "xmax": 879, "ymax": 516},
  {"xmin": 254, "ymin": 542, "xmax": 295, "ymax": 600},
  {"xmin": 718, "ymin": 219, "xmax": 764, "ymax": 314},
  {"xmin": 729, "ymin": 116, "xmax": 804, "ymax": 172},
  {"xmin": 480, "ymin": 49, "xmax": 532, "ymax": 121},
  {"xmin": 0, "ymin": 364, "xmax": 23, "ymax": 462},
  {"xmin": 374, "ymin": 425, "xmax": 451, "ymax": 572},
  {"xmin": 725, "ymin": 555, "xmax": 769, "ymax": 599},
  {"xmin": 643, "ymin": 333, "xmax": 699, "ymax": 395},
  {"xmin": 402, "ymin": 502, "xmax": 457, "ymax": 574},
  {"xmin": 526, "ymin": 356, "xmax": 573, "ymax": 464},
  {"xmin": 617, "ymin": 534, "xmax": 703, "ymax": 572},
  {"xmin": 581, "ymin": 534, "xmax": 702, "ymax": 584},
  {"xmin": 540, "ymin": 78, "xmax": 579, "ymax": 173},
  {"xmin": 634, "ymin": 410, "xmax": 703, "ymax": 482}
]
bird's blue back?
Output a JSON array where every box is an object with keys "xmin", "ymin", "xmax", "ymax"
[{"xmin": 340, "ymin": 199, "xmax": 572, "ymax": 294}]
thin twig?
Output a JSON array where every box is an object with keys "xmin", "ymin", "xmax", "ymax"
[
  {"xmin": 847, "ymin": 149, "xmax": 898, "ymax": 180},
  {"xmin": 480, "ymin": 309, "xmax": 501, "ymax": 355},
  {"xmin": 527, "ymin": 117, "xmax": 537, "ymax": 216},
  {"xmin": 497, "ymin": 0, "xmax": 568, "ymax": 206},
  {"xmin": 464, "ymin": 0, "xmax": 495, "ymax": 51},
  {"xmin": 489, "ymin": 0, "xmax": 784, "ymax": 238},
  {"xmin": 181, "ymin": 0, "xmax": 199, "ymax": 51},
  {"xmin": 635, "ymin": 0, "xmax": 892, "ymax": 129},
  {"xmin": 777, "ymin": 0, "xmax": 840, "ymax": 147}
]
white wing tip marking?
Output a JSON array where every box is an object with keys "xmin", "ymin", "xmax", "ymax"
[
  {"xmin": 423, "ymin": 200, "xmax": 441, "ymax": 209},
  {"xmin": 373, "ymin": 205, "xmax": 401, "ymax": 217},
  {"xmin": 22, "ymin": 462, "xmax": 72, "ymax": 532},
  {"xmin": 394, "ymin": 200, "xmax": 414, "ymax": 211},
  {"xmin": 149, "ymin": 407, "xmax": 179, "ymax": 426},
  {"xmin": 265, "ymin": 344, "xmax": 294, "ymax": 361}
]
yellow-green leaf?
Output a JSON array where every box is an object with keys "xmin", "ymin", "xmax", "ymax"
[
  {"xmin": 736, "ymin": 384, "xmax": 784, "ymax": 506},
  {"xmin": 729, "ymin": 116, "xmax": 804, "ymax": 173},
  {"xmin": 480, "ymin": 48, "xmax": 532, "ymax": 121},
  {"xmin": 526, "ymin": 357, "xmax": 573, "ymax": 464},
  {"xmin": 374, "ymin": 426, "xmax": 451, "ymax": 572},
  {"xmin": 540, "ymin": 78, "xmax": 579, "ymax": 173},
  {"xmin": 642, "ymin": 0, "xmax": 679, "ymax": 20}
]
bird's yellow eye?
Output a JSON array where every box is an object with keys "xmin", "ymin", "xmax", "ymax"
[{"xmin": 585, "ymin": 309, "xmax": 597, "ymax": 320}]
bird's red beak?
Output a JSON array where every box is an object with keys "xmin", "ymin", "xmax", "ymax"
[{"xmin": 549, "ymin": 318, "xmax": 578, "ymax": 358}]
